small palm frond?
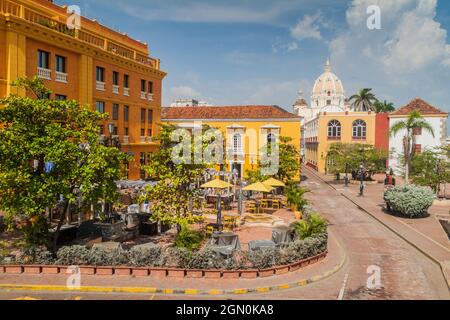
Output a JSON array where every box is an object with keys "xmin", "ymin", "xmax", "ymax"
[{"xmin": 389, "ymin": 121, "xmax": 407, "ymax": 137}]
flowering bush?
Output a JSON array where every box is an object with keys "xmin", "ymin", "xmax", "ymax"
[{"xmin": 384, "ymin": 185, "xmax": 435, "ymax": 218}]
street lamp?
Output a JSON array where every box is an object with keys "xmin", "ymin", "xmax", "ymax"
[
  {"xmin": 358, "ymin": 164, "xmax": 365, "ymax": 196},
  {"xmin": 103, "ymin": 122, "xmax": 121, "ymax": 148}
]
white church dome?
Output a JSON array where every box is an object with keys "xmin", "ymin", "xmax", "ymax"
[
  {"xmin": 312, "ymin": 60, "xmax": 344, "ymax": 96},
  {"xmin": 310, "ymin": 60, "xmax": 346, "ymax": 109}
]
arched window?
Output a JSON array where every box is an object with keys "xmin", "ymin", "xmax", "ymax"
[
  {"xmin": 352, "ymin": 120, "xmax": 367, "ymax": 138},
  {"xmin": 327, "ymin": 120, "xmax": 341, "ymax": 138},
  {"xmin": 267, "ymin": 132, "xmax": 276, "ymax": 144},
  {"xmin": 233, "ymin": 133, "xmax": 242, "ymax": 153}
]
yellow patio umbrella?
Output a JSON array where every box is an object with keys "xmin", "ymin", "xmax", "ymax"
[
  {"xmin": 263, "ymin": 177, "xmax": 286, "ymax": 187},
  {"xmin": 242, "ymin": 181, "xmax": 274, "ymax": 193},
  {"xmin": 201, "ymin": 178, "xmax": 233, "ymax": 189}
]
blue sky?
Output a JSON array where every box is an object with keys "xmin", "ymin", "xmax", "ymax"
[{"xmin": 56, "ymin": 0, "xmax": 450, "ymax": 117}]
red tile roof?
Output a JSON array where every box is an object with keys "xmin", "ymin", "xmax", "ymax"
[
  {"xmin": 390, "ymin": 98, "xmax": 447, "ymax": 116},
  {"xmin": 162, "ymin": 105, "xmax": 301, "ymax": 120}
]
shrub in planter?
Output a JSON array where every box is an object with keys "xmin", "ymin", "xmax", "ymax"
[
  {"xmin": 384, "ymin": 185, "xmax": 435, "ymax": 217},
  {"xmin": 56, "ymin": 245, "xmax": 90, "ymax": 265},
  {"xmin": 14, "ymin": 246, "xmax": 54, "ymax": 265},
  {"xmin": 87, "ymin": 247, "xmax": 128, "ymax": 266},
  {"xmin": 280, "ymin": 233, "xmax": 328, "ymax": 265},
  {"xmin": 128, "ymin": 246, "xmax": 162, "ymax": 267},
  {"xmin": 175, "ymin": 225, "xmax": 204, "ymax": 251},
  {"xmin": 160, "ymin": 247, "xmax": 191, "ymax": 268},
  {"xmin": 186, "ymin": 247, "xmax": 223, "ymax": 269},
  {"xmin": 242, "ymin": 247, "xmax": 281, "ymax": 270}
]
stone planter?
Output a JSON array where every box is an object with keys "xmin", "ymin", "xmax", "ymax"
[
  {"xmin": 274, "ymin": 265, "xmax": 289, "ymax": 275},
  {"xmin": 258, "ymin": 268, "xmax": 275, "ymax": 278},
  {"xmin": 167, "ymin": 268, "xmax": 185, "ymax": 278},
  {"xmin": 5, "ymin": 266, "xmax": 23, "ymax": 274},
  {"xmin": 186, "ymin": 269, "xmax": 203, "ymax": 278},
  {"xmin": 300, "ymin": 259, "xmax": 310, "ymax": 268},
  {"xmin": 23, "ymin": 266, "xmax": 41, "ymax": 274},
  {"xmin": 288, "ymin": 261, "xmax": 301, "ymax": 272},
  {"xmin": 204, "ymin": 270, "xmax": 221, "ymax": 278},
  {"xmin": 96, "ymin": 267, "xmax": 114, "ymax": 276},
  {"xmin": 42, "ymin": 266, "xmax": 59, "ymax": 274},
  {"xmin": 149, "ymin": 268, "xmax": 167, "ymax": 278},
  {"xmin": 132, "ymin": 268, "xmax": 149, "ymax": 277},
  {"xmin": 80, "ymin": 266, "xmax": 95, "ymax": 275},
  {"xmin": 114, "ymin": 267, "xmax": 131, "ymax": 276},
  {"xmin": 0, "ymin": 265, "xmax": 5, "ymax": 273},
  {"xmin": 240, "ymin": 270, "xmax": 258, "ymax": 278},
  {"xmin": 222, "ymin": 270, "xmax": 240, "ymax": 279}
]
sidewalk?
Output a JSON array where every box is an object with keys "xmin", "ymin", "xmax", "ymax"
[
  {"xmin": 0, "ymin": 230, "xmax": 346, "ymax": 296},
  {"xmin": 303, "ymin": 166, "xmax": 450, "ymax": 289}
]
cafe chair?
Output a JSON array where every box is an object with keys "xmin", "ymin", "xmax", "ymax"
[{"xmin": 272, "ymin": 199, "xmax": 281, "ymax": 209}]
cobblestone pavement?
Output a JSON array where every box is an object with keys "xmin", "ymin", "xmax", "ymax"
[{"xmin": 0, "ymin": 168, "xmax": 448, "ymax": 300}]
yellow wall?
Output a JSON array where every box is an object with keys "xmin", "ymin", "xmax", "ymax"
[
  {"xmin": 165, "ymin": 119, "xmax": 302, "ymax": 178},
  {"xmin": 306, "ymin": 112, "xmax": 376, "ymax": 173}
]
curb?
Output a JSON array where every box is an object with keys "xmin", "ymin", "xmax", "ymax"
[
  {"xmin": 0, "ymin": 237, "xmax": 347, "ymax": 296},
  {"xmin": 0, "ymin": 256, "xmax": 346, "ymax": 296},
  {"xmin": 303, "ymin": 166, "xmax": 450, "ymax": 291}
]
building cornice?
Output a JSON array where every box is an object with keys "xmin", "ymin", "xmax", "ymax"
[
  {"xmin": 0, "ymin": 14, "xmax": 167, "ymax": 79},
  {"xmin": 162, "ymin": 118, "xmax": 302, "ymax": 123}
]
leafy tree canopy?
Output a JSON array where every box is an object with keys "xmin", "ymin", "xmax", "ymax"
[{"xmin": 0, "ymin": 77, "xmax": 127, "ymax": 247}]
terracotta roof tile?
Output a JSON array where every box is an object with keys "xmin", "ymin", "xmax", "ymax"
[
  {"xmin": 390, "ymin": 98, "xmax": 447, "ymax": 116},
  {"xmin": 162, "ymin": 105, "xmax": 301, "ymax": 120}
]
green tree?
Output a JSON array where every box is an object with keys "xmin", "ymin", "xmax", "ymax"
[
  {"xmin": 327, "ymin": 143, "xmax": 387, "ymax": 180},
  {"xmin": 0, "ymin": 77, "xmax": 127, "ymax": 249},
  {"xmin": 141, "ymin": 124, "xmax": 211, "ymax": 232},
  {"xmin": 349, "ymin": 88, "xmax": 379, "ymax": 112},
  {"xmin": 411, "ymin": 146, "xmax": 450, "ymax": 195},
  {"xmin": 374, "ymin": 100, "xmax": 395, "ymax": 113},
  {"xmin": 389, "ymin": 111, "xmax": 434, "ymax": 183},
  {"xmin": 248, "ymin": 136, "xmax": 300, "ymax": 183}
]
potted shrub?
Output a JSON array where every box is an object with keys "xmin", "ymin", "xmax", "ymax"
[
  {"xmin": 384, "ymin": 185, "xmax": 435, "ymax": 218},
  {"xmin": 285, "ymin": 185, "xmax": 310, "ymax": 216}
]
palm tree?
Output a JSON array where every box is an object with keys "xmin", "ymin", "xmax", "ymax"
[
  {"xmin": 374, "ymin": 100, "xmax": 395, "ymax": 113},
  {"xmin": 349, "ymin": 88, "xmax": 379, "ymax": 112},
  {"xmin": 389, "ymin": 111, "xmax": 434, "ymax": 183}
]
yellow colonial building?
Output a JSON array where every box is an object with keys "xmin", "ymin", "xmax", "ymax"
[
  {"xmin": 304, "ymin": 111, "xmax": 379, "ymax": 173},
  {"xmin": 0, "ymin": 0, "xmax": 166, "ymax": 180},
  {"xmin": 162, "ymin": 105, "xmax": 302, "ymax": 178}
]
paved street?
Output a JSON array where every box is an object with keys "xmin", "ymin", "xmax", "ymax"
[{"xmin": 1, "ymin": 167, "xmax": 449, "ymax": 300}]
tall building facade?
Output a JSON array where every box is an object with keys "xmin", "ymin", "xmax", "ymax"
[{"xmin": 0, "ymin": 0, "xmax": 166, "ymax": 180}]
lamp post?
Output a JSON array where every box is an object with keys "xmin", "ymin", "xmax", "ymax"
[{"xmin": 344, "ymin": 163, "xmax": 349, "ymax": 187}]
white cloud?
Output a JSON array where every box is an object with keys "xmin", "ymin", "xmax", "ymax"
[
  {"xmin": 329, "ymin": 0, "xmax": 450, "ymax": 112},
  {"xmin": 290, "ymin": 12, "xmax": 323, "ymax": 41},
  {"xmin": 272, "ymin": 41, "xmax": 299, "ymax": 54}
]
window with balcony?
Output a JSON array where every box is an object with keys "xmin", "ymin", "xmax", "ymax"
[
  {"xmin": 99, "ymin": 125, "xmax": 104, "ymax": 135},
  {"xmin": 327, "ymin": 120, "xmax": 341, "ymax": 139},
  {"xmin": 112, "ymin": 71, "xmax": 119, "ymax": 94},
  {"xmin": 96, "ymin": 67, "xmax": 105, "ymax": 91},
  {"xmin": 37, "ymin": 50, "xmax": 51, "ymax": 80},
  {"xmin": 148, "ymin": 81, "xmax": 154, "ymax": 101},
  {"xmin": 141, "ymin": 108, "xmax": 146, "ymax": 123},
  {"xmin": 352, "ymin": 119, "xmax": 367, "ymax": 139},
  {"xmin": 96, "ymin": 101, "xmax": 105, "ymax": 113},
  {"xmin": 55, "ymin": 55, "xmax": 67, "ymax": 83},
  {"xmin": 123, "ymin": 74, "xmax": 130, "ymax": 96},
  {"xmin": 124, "ymin": 127, "xmax": 129, "ymax": 136},
  {"xmin": 140, "ymin": 80, "xmax": 147, "ymax": 99},
  {"xmin": 124, "ymin": 105, "xmax": 129, "ymax": 122},
  {"xmin": 112, "ymin": 104, "xmax": 119, "ymax": 120},
  {"xmin": 141, "ymin": 128, "xmax": 146, "ymax": 137},
  {"xmin": 148, "ymin": 129, "xmax": 152, "ymax": 137}
]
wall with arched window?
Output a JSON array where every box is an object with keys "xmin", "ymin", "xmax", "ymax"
[
  {"xmin": 327, "ymin": 120, "xmax": 341, "ymax": 138},
  {"xmin": 352, "ymin": 119, "xmax": 367, "ymax": 139}
]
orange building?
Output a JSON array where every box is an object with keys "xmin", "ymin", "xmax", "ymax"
[{"xmin": 0, "ymin": 0, "xmax": 166, "ymax": 180}]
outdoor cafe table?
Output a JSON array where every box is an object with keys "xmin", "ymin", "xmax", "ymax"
[
  {"xmin": 206, "ymin": 193, "xmax": 234, "ymax": 205},
  {"xmin": 248, "ymin": 240, "xmax": 276, "ymax": 251}
]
